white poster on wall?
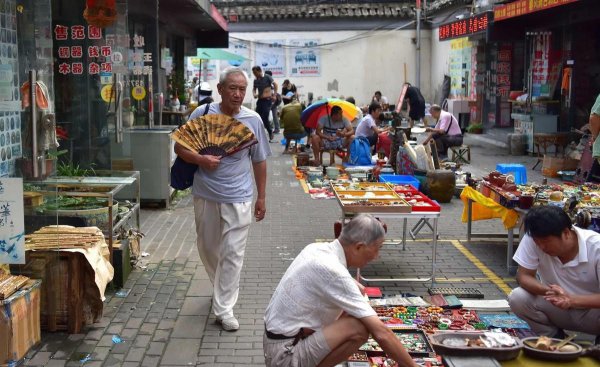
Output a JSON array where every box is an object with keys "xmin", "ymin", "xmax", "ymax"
[
  {"xmin": 202, "ymin": 60, "xmax": 217, "ymax": 81},
  {"xmin": 254, "ymin": 40, "xmax": 286, "ymax": 77},
  {"xmin": 220, "ymin": 39, "xmax": 251, "ymax": 74},
  {"xmin": 0, "ymin": 178, "xmax": 25, "ymax": 264},
  {"xmin": 288, "ymin": 39, "xmax": 320, "ymax": 77}
]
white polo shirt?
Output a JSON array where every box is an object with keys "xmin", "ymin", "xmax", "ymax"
[
  {"xmin": 264, "ymin": 240, "xmax": 377, "ymax": 337},
  {"xmin": 513, "ymin": 226, "xmax": 600, "ymax": 295}
]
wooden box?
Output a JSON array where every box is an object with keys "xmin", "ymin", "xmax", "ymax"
[
  {"xmin": 0, "ymin": 280, "xmax": 41, "ymax": 365},
  {"xmin": 10, "ymin": 251, "xmax": 102, "ymax": 334},
  {"xmin": 23, "ymin": 192, "xmax": 44, "ymax": 207}
]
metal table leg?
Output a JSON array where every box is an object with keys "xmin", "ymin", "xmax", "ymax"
[{"xmin": 402, "ymin": 218, "xmax": 407, "ymax": 250}]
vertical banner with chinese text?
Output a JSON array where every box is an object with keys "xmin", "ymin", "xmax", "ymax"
[{"xmin": 497, "ymin": 44, "xmax": 513, "ymax": 126}]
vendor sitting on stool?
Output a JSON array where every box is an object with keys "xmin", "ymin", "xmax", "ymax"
[
  {"xmin": 263, "ymin": 214, "xmax": 417, "ymax": 367},
  {"xmin": 508, "ymin": 206, "xmax": 600, "ymax": 339},
  {"xmin": 422, "ymin": 105, "xmax": 462, "ymax": 160},
  {"xmin": 280, "ymin": 96, "xmax": 306, "ymax": 153},
  {"xmin": 311, "ymin": 105, "xmax": 354, "ymax": 166},
  {"xmin": 355, "ymin": 102, "xmax": 391, "ymax": 147}
]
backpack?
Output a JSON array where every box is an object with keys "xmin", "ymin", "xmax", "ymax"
[
  {"xmin": 349, "ymin": 137, "xmax": 372, "ymax": 165},
  {"xmin": 170, "ymin": 103, "xmax": 210, "ymax": 190}
]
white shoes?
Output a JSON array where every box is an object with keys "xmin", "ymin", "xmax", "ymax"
[{"xmin": 217, "ymin": 316, "xmax": 239, "ymax": 331}]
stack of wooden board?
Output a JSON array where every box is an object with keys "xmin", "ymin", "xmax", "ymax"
[
  {"xmin": 0, "ymin": 273, "xmax": 30, "ymax": 300},
  {"xmin": 25, "ymin": 225, "xmax": 105, "ymax": 250}
]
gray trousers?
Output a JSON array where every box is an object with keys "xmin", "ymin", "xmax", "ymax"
[{"xmin": 508, "ymin": 287, "xmax": 600, "ymax": 336}]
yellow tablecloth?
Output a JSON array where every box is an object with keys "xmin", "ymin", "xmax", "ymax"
[
  {"xmin": 460, "ymin": 186, "xmax": 520, "ymax": 229},
  {"xmin": 501, "ymin": 351, "xmax": 598, "ymax": 367}
]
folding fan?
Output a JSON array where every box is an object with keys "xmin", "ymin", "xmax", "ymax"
[{"xmin": 171, "ymin": 114, "xmax": 258, "ymax": 156}]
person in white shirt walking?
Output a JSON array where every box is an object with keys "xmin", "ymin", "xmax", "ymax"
[{"xmin": 263, "ymin": 214, "xmax": 417, "ymax": 367}]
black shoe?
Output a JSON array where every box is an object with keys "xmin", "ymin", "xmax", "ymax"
[{"xmin": 269, "ymin": 133, "xmax": 274, "ymax": 142}]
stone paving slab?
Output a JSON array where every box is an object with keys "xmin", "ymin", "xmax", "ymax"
[{"xmin": 21, "ymin": 136, "xmax": 554, "ymax": 366}]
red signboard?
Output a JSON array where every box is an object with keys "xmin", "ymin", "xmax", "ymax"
[
  {"xmin": 494, "ymin": 0, "xmax": 578, "ymax": 22},
  {"xmin": 439, "ymin": 12, "xmax": 491, "ymax": 41}
]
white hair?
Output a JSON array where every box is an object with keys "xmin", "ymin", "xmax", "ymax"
[
  {"xmin": 219, "ymin": 67, "xmax": 249, "ymax": 85},
  {"xmin": 338, "ymin": 214, "xmax": 385, "ymax": 246}
]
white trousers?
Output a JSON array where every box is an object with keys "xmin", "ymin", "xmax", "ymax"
[
  {"xmin": 193, "ymin": 197, "xmax": 251, "ymax": 319},
  {"xmin": 508, "ymin": 287, "xmax": 600, "ymax": 336}
]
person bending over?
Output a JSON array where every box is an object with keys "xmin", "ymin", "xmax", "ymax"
[
  {"xmin": 422, "ymin": 105, "xmax": 462, "ymax": 160},
  {"xmin": 355, "ymin": 102, "xmax": 391, "ymax": 147},
  {"xmin": 264, "ymin": 214, "xmax": 417, "ymax": 367}
]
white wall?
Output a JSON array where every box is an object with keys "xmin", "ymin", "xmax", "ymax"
[
  {"xmin": 204, "ymin": 29, "xmax": 436, "ymax": 108},
  {"xmin": 429, "ymin": 27, "xmax": 453, "ymax": 106}
]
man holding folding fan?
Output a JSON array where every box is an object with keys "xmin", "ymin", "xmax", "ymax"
[{"xmin": 174, "ymin": 67, "xmax": 271, "ymax": 332}]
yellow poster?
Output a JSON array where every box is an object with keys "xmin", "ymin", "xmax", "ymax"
[
  {"xmin": 132, "ymin": 86, "xmax": 146, "ymax": 101},
  {"xmin": 101, "ymin": 85, "xmax": 114, "ymax": 103}
]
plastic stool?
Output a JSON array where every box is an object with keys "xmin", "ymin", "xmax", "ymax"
[{"xmin": 496, "ymin": 163, "xmax": 527, "ymax": 185}]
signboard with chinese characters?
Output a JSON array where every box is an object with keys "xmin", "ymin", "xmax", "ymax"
[
  {"xmin": 288, "ymin": 39, "xmax": 321, "ymax": 77},
  {"xmin": 0, "ymin": 178, "xmax": 25, "ymax": 264},
  {"xmin": 254, "ymin": 40, "xmax": 286, "ymax": 77},
  {"xmin": 55, "ymin": 24, "xmax": 113, "ymax": 76},
  {"xmin": 220, "ymin": 39, "xmax": 251, "ymax": 74},
  {"xmin": 494, "ymin": 0, "xmax": 578, "ymax": 21},
  {"xmin": 128, "ymin": 34, "xmax": 152, "ymax": 76},
  {"xmin": 439, "ymin": 12, "xmax": 491, "ymax": 41}
]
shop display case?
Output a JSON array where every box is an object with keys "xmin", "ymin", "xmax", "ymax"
[{"xmin": 23, "ymin": 170, "xmax": 140, "ymax": 263}]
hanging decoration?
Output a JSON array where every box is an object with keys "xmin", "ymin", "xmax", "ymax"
[{"xmin": 83, "ymin": 0, "xmax": 117, "ymax": 28}]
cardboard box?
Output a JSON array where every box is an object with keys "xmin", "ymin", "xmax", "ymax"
[
  {"xmin": 542, "ymin": 155, "xmax": 579, "ymax": 177},
  {"xmin": 0, "ymin": 280, "xmax": 41, "ymax": 366}
]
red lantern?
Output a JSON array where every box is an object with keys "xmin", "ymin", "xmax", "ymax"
[{"xmin": 83, "ymin": 0, "xmax": 117, "ymax": 28}]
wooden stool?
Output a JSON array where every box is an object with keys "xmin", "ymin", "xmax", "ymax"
[
  {"xmin": 319, "ymin": 149, "xmax": 337, "ymax": 166},
  {"xmin": 532, "ymin": 133, "xmax": 569, "ymax": 170},
  {"xmin": 450, "ymin": 145, "xmax": 471, "ymax": 164},
  {"xmin": 283, "ymin": 137, "xmax": 302, "ymax": 154}
]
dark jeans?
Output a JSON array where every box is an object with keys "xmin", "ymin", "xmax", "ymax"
[
  {"xmin": 256, "ymin": 98, "xmax": 273, "ymax": 137},
  {"xmin": 365, "ymin": 134, "xmax": 378, "ymax": 147},
  {"xmin": 433, "ymin": 134, "xmax": 463, "ymax": 156}
]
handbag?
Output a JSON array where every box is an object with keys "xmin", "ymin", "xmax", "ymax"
[{"xmin": 170, "ymin": 103, "xmax": 211, "ymax": 190}]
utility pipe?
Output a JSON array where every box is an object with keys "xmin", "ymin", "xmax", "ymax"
[{"xmin": 415, "ymin": 0, "xmax": 421, "ymax": 87}]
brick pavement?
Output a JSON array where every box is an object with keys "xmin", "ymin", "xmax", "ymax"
[{"xmin": 22, "ymin": 134, "xmax": 559, "ymax": 366}]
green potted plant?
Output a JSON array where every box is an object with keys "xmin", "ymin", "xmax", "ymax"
[
  {"xmin": 168, "ymin": 70, "xmax": 188, "ymax": 107},
  {"xmin": 466, "ymin": 123, "xmax": 484, "ymax": 134},
  {"xmin": 18, "ymin": 149, "xmax": 68, "ymax": 180}
]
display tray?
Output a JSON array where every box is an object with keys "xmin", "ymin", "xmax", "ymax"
[
  {"xmin": 391, "ymin": 184, "xmax": 420, "ymax": 193},
  {"xmin": 331, "ymin": 182, "xmax": 393, "ymax": 191},
  {"xmin": 335, "ymin": 191, "xmax": 401, "ymax": 200},
  {"xmin": 339, "ymin": 199, "xmax": 412, "ymax": 213},
  {"xmin": 395, "ymin": 192, "xmax": 441, "ymax": 212},
  {"xmin": 359, "ymin": 330, "xmax": 435, "ymax": 357},
  {"xmin": 428, "ymin": 331, "xmax": 522, "ymax": 361},
  {"xmin": 521, "ymin": 337, "xmax": 583, "ymax": 362}
]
